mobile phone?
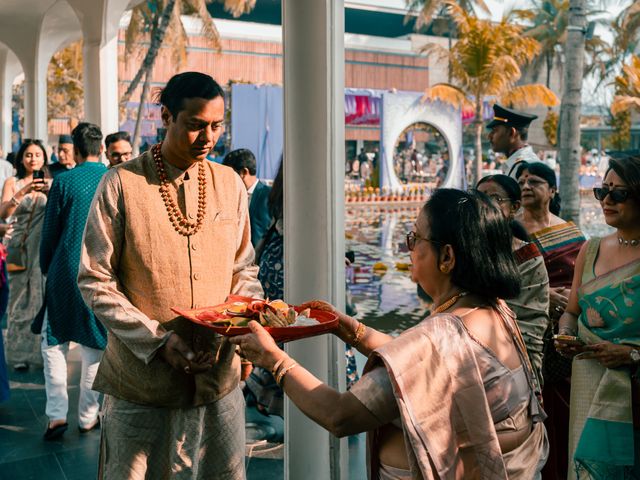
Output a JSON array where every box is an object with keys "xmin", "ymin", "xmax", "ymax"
[
  {"xmin": 553, "ymin": 334, "xmax": 584, "ymax": 346},
  {"xmin": 346, "ymin": 250, "xmax": 355, "ymax": 264},
  {"xmin": 32, "ymin": 170, "xmax": 45, "ymax": 181}
]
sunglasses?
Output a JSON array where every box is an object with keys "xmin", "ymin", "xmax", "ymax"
[
  {"xmin": 593, "ymin": 187, "xmax": 630, "ymax": 203},
  {"xmin": 406, "ymin": 231, "xmax": 439, "ymax": 251}
]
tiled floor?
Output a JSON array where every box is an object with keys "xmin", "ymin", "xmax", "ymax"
[{"xmin": 0, "ymin": 347, "xmax": 366, "ymax": 480}]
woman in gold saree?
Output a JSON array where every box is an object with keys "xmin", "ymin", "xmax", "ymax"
[
  {"xmin": 556, "ymin": 156, "xmax": 640, "ymax": 479},
  {"xmin": 233, "ymin": 189, "xmax": 548, "ymax": 479}
]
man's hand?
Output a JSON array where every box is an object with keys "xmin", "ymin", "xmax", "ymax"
[
  {"xmin": 159, "ymin": 333, "xmax": 212, "ymax": 374},
  {"xmin": 549, "ymin": 287, "xmax": 569, "ymax": 321}
]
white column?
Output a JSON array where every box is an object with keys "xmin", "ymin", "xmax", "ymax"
[
  {"xmin": 23, "ymin": 57, "xmax": 47, "ymax": 141},
  {"xmin": 0, "ymin": 49, "xmax": 12, "ymax": 155},
  {"xmin": 282, "ymin": 1, "xmax": 347, "ymax": 479},
  {"xmin": 83, "ymin": 35, "xmax": 119, "ymax": 134}
]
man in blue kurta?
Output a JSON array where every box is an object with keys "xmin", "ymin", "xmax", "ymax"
[{"xmin": 39, "ymin": 122, "xmax": 108, "ymax": 440}]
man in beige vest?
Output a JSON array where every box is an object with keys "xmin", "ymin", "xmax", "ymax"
[{"xmin": 78, "ymin": 72, "xmax": 263, "ymax": 479}]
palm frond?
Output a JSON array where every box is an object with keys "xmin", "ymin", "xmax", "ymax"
[
  {"xmin": 223, "ymin": 0, "xmax": 256, "ymax": 18},
  {"xmin": 500, "ymin": 84, "xmax": 559, "ymax": 108},
  {"xmin": 611, "ymin": 95, "xmax": 640, "ymax": 115},
  {"xmin": 422, "ymin": 83, "xmax": 472, "ymax": 109},
  {"xmin": 184, "ymin": 0, "xmax": 221, "ymax": 50}
]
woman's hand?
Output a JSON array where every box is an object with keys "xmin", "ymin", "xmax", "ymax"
[
  {"xmin": 229, "ymin": 321, "xmax": 286, "ymax": 370},
  {"xmin": 299, "ymin": 299, "xmax": 355, "ymax": 342},
  {"xmin": 554, "ymin": 337, "xmax": 584, "ymax": 359},
  {"xmin": 578, "ymin": 342, "xmax": 636, "ymax": 369},
  {"xmin": 549, "ymin": 287, "xmax": 569, "ymax": 321}
]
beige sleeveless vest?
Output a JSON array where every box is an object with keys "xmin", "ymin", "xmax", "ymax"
[{"xmin": 92, "ymin": 150, "xmax": 257, "ymax": 407}]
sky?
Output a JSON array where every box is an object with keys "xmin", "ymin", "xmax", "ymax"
[{"xmin": 479, "ymin": 0, "xmax": 633, "ymax": 107}]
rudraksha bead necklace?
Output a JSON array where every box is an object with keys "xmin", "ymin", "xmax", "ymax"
[{"xmin": 152, "ymin": 143, "xmax": 206, "ymax": 236}]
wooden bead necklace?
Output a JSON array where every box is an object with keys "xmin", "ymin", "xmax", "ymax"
[
  {"xmin": 432, "ymin": 291, "xmax": 469, "ymax": 314},
  {"xmin": 152, "ymin": 143, "xmax": 207, "ymax": 236}
]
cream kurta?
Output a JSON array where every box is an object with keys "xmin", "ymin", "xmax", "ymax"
[{"xmin": 78, "ymin": 150, "xmax": 263, "ymax": 407}]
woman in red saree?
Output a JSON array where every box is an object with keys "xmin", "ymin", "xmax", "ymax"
[
  {"xmin": 233, "ymin": 189, "xmax": 548, "ymax": 479},
  {"xmin": 515, "ymin": 162, "xmax": 586, "ymax": 480}
]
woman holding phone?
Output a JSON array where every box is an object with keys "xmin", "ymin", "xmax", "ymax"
[
  {"xmin": 556, "ymin": 156, "xmax": 640, "ymax": 479},
  {"xmin": 0, "ymin": 139, "xmax": 51, "ymax": 371}
]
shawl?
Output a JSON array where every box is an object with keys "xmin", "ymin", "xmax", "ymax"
[{"xmin": 367, "ymin": 305, "xmax": 546, "ymax": 479}]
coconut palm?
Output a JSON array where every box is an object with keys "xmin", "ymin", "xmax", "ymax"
[
  {"xmin": 123, "ymin": 0, "xmax": 256, "ymax": 153},
  {"xmin": 420, "ymin": 2, "xmax": 559, "ymax": 184}
]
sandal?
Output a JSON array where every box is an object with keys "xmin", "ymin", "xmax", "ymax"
[{"xmin": 44, "ymin": 422, "xmax": 68, "ymax": 441}]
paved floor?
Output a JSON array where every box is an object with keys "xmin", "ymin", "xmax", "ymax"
[{"xmin": 0, "ymin": 345, "xmax": 366, "ymax": 480}]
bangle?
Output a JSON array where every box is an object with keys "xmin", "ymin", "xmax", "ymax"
[
  {"xmin": 271, "ymin": 357, "xmax": 286, "ymax": 377},
  {"xmin": 352, "ymin": 322, "xmax": 366, "ymax": 348},
  {"xmin": 9, "ymin": 197, "xmax": 19, "ymax": 207},
  {"xmin": 276, "ymin": 361, "xmax": 298, "ymax": 386}
]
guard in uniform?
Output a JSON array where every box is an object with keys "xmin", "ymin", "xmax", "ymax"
[{"xmin": 487, "ymin": 104, "xmax": 540, "ymax": 177}]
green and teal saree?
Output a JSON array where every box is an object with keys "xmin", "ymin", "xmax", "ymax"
[{"xmin": 569, "ymin": 238, "xmax": 640, "ymax": 480}]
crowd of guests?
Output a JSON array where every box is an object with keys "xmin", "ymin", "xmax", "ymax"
[
  {"xmin": 0, "ymin": 72, "xmax": 638, "ymax": 479},
  {"xmin": 0, "ymin": 127, "xmax": 132, "ymax": 436}
]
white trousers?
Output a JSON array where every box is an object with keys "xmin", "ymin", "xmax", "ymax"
[{"xmin": 41, "ymin": 314, "xmax": 103, "ymax": 428}]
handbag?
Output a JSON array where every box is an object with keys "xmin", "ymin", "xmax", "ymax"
[{"xmin": 6, "ymin": 197, "xmax": 37, "ymax": 273}]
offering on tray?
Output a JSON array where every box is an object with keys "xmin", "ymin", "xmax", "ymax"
[
  {"xmin": 172, "ymin": 296, "xmax": 338, "ymax": 342},
  {"xmin": 199, "ymin": 299, "xmax": 314, "ymax": 327}
]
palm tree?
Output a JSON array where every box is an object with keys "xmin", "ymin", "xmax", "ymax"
[
  {"xmin": 557, "ymin": 0, "xmax": 586, "ymax": 224},
  {"xmin": 123, "ymin": 0, "xmax": 256, "ymax": 153},
  {"xmin": 420, "ymin": 2, "xmax": 559, "ymax": 184}
]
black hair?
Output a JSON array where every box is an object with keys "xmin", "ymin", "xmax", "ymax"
[
  {"xmin": 156, "ymin": 72, "xmax": 224, "ymax": 119},
  {"xmin": 15, "ymin": 139, "xmax": 49, "ymax": 180},
  {"xmin": 223, "ymin": 148, "xmax": 257, "ymax": 176},
  {"xmin": 515, "ymin": 126, "xmax": 529, "ymax": 141},
  {"xmin": 515, "ymin": 161, "xmax": 561, "ymax": 215},
  {"xmin": 72, "ymin": 122, "xmax": 103, "ymax": 158},
  {"xmin": 105, "ymin": 131, "xmax": 131, "ymax": 149},
  {"xmin": 605, "ymin": 156, "xmax": 640, "ymax": 204},
  {"xmin": 477, "ymin": 174, "xmax": 530, "ymax": 241},
  {"xmin": 422, "ymin": 189, "xmax": 521, "ymax": 299},
  {"xmin": 269, "ymin": 157, "xmax": 283, "ymax": 221}
]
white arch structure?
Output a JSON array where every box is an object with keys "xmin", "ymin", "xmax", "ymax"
[
  {"xmin": 380, "ymin": 91, "xmax": 464, "ymax": 190},
  {"xmin": 0, "ymin": 0, "xmax": 140, "ymax": 153}
]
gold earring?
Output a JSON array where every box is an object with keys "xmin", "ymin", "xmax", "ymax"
[{"xmin": 439, "ymin": 265, "xmax": 448, "ymax": 273}]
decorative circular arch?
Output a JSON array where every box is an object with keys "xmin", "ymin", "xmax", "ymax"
[{"xmin": 380, "ymin": 92, "xmax": 463, "ymax": 191}]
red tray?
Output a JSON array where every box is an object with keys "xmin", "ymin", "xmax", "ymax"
[{"xmin": 171, "ymin": 297, "xmax": 338, "ymax": 343}]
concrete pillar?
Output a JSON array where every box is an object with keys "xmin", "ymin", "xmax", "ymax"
[
  {"xmin": 282, "ymin": 1, "xmax": 347, "ymax": 479},
  {"xmin": 83, "ymin": 35, "xmax": 119, "ymax": 134},
  {"xmin": 23, "ymin": 57, "xmax": 48, "ymax": 141},
  {"xmin": 0, "ymin": 48, "xmax": 16, "ymax": 155}
]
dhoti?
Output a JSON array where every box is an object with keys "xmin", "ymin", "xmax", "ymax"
[{"xmin": 98, "ymin": 387, "xmax": 245, "ymax": 479}]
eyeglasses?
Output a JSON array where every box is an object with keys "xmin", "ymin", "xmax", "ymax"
[
  {"xmin": 109, "ymin": 152, "xmax": 133, "ymax": 160},
  {"xmin": 517, "ymin": 178, "xmax": 548, "ymax": 188},
  {"xmin": 593, "ymin": 187, "xmax": 631, "ymax": 203},
  {"xmin": 486, "ymin": 194, "xmax": 511, "ymax": 204},
  {"xmin": 406, "ymin": 231, "xmax": 439, "ymax": 251}
]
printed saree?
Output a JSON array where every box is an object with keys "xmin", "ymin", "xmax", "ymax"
[
  {"xmin": 569, "ymin": 238, "xmax": 640, "ymax": 480},
  {"xmin": 531, "ymin": 221, "xmax": 586, "ymax": 289}
]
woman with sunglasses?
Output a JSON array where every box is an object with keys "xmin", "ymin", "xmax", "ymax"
[
  {"xmin": 515, "ymin": 161, "xmax": 586, "ymax": 480},
  {"xmin": 477, "ymin": 174, "xmax": 550, "ymax": 389},
  {"xmin": 231, "ymin": 189, "xmax": 548, "ymax": 478},
  {"xmin": 555, "ymin": 156, "xmax": 640, "ymax": 479},
  {"xmin": 0, "ymin": 139, "xmax": 51, "ymax": 371}
]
